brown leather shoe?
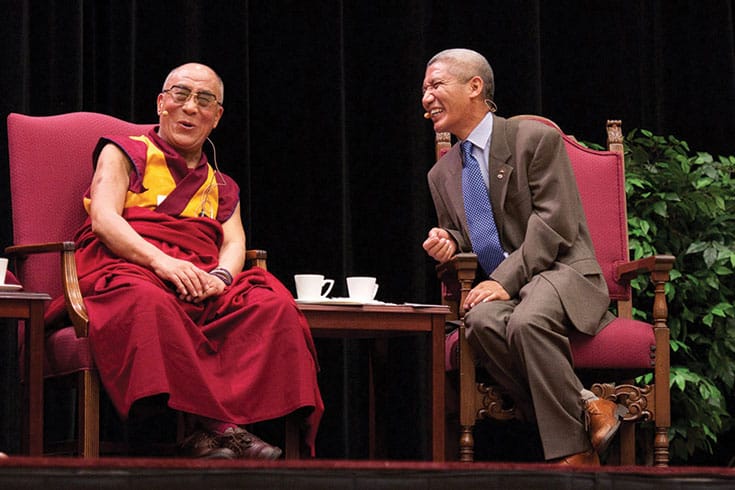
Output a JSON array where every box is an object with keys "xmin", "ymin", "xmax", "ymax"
[
  {"xmin": 585, "ymin": 398, "xmax": 623, "ymax": 454},
  {"xmin": 218, "ymin": 427, "xmax": 283, "ymax": 460},
  {"xmin": 553, "ymin": 449, "xmax": 600, "ymax": 466},
  {"xmin": 180, "ymin": 430, "xmax": 237, "ymax": 459}
]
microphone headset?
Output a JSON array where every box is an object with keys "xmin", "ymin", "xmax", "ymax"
[
  {"xmin": 197, "ymin": 138, "xmax": 226, "ymax": 218},
  {"xmin": 423, "ymin": 112, "xmax": 431, "ymax": 119},
  {"xmin": 161, "ymin": 110, "xmax": 169, "ymax": 116}
]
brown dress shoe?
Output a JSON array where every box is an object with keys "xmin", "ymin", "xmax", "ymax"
[
  {"xmin": 553, "ymin": 449, "xmax": 600, "ymax": 466},
  {"xmin": 585, "ymin": 398, "xmax": 623, "ymax": 454},
  {"xmin": 180, "ymin": 430, "xmax": 237, "ymax": 459},
  {"xmin": 218, "ymin": 427, "xmax": 283, "ymax": 460}
]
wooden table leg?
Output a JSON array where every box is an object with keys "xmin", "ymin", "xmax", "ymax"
[
  {"xmin": 368, "ymin": 338, "xmax": 388, "ymax": 459},
  {"xmin": 24, "ymin": 301, "xmax": 45, "ymax": 456},
  {"xmin": 430, "ymin": 312, "xmax": 445, "ymax": 461},
  {"xmin": 299, "ymin": 304, "xmax": 449, "ymax": 461}
]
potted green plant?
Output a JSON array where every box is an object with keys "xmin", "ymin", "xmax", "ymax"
[{"xmin": 622, "ymin": 129, "xmax": 735, "ymax": 464}]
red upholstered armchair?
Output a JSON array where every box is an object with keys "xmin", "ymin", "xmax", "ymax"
[
  {"xmin": 440, "ymin": 117, "xmax": 674, "ymax": 466},
  {"xmin": 4, "ymin": 112, "xmax": 267, "ymax": 457}
]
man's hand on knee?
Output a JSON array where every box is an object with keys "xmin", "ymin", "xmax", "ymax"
[{"xmin": 464, "ymin": 280, "xmax": 510, "ymax": 309}]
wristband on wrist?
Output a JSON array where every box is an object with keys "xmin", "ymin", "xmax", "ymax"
[{"xmin": 209, "ymin": 267, "xmax": 233, "ymax": 286}]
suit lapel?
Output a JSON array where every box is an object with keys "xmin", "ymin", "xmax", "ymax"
[
  {"xmin": 488, "ymin": 115, "xmax": 514, "ymax": 241},
  {"xmin": 443, "ymin": 144, "xmax": 468, "ymax": 231}
]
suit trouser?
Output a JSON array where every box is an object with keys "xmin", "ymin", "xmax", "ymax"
[{"xmin": 464, "ymin": 274, "xmax": 592, "ymax": 460}]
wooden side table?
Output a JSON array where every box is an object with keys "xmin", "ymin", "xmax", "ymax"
[
  {"xmin": 296, "ymin": 303, "xmax": 449, "ymax": 461},
  {"xmin": 0, "ymin": 291, "xmax": 51, "ymax": 456}
]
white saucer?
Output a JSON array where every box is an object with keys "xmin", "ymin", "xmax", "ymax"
[
  {"xmin": 326, "ymin": 297, "xmax": 368, "ymax": 305},
  {"xmin": 0, "ymin": 284, "xmax": 23, "ymax": 292},
  {"xmin": 295, "ymin": 297, "xmax": 382, "ymax": 306},
  {"xmin": 295, "ymin": 298, "xmax": 334, "ymax": 304}
]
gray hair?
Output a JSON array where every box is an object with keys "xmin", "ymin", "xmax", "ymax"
[{"xmin": 427, "ymin": 48, "xmax": 494, "ymax": 101}]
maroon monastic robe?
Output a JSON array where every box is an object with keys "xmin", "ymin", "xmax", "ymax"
[{"xmin": 47, "ymin": 130, "xmax": 323, "ymax": 453}]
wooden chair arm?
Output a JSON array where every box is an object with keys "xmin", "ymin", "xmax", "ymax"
[
  {"xmin": 615, "ymin": 255, "xmax": 674, "ymax": 373},
  {"xmin": 615, "ymin": 255, "xmax": 675, "ymax": 282},
  {"xmin": 437, "ymin": 252, "xmax": 479, "ymax": 277},
  {"xmin": 5, "ymin": 241, "xmax": 90, "ymax": 336},
  {"xmin": 6, "ymin": 241, "xmax": 75, "ymax": 256},
  {"xmin": 245, "ymin": 249, "xmax": 268, "ymax": 271},
  {"xmin": 437, "ymin": 253, "xmax": 478, "ymax": 321}
]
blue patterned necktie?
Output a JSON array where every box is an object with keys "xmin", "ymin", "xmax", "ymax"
[{"xmin": 461, "ymin": 140, "xmax": 505, "ymax": 275}]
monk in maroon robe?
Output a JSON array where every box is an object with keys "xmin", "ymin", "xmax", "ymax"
[{"xmin": 52, "ymin": 63, "xmax": 323, "ymax": 459}]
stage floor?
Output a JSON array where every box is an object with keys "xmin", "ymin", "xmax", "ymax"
[{"xmin": 0, "ymin": 457, "xmax": 734, "ymax": 489}]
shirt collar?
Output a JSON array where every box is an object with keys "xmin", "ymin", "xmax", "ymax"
[{"xmin": 465, "ymin": 112, "xmax": 494, "ymax": 152}]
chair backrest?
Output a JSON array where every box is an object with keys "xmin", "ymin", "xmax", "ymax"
[
  {"xmin": 7, "ymin": 112, "xmax": 155, "ymax": 298},
  {"xmin": 518, "ymin": 116, "xmax": 630, "ymax": 301},
  {"xmin": 436, "ymin": 116, "xmax": 630, "ymax": 301}
]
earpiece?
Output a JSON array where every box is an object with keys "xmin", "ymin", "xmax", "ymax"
[{"xmin": 161, "ymin": 110, "xmax": 169, "ymax": 116}]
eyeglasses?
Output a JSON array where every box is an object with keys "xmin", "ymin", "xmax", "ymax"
[{"xmin": 162, "ymin": 85, "xmax": 222, "ymax": 109}]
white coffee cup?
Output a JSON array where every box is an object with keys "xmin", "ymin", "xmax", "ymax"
[
  {"xmin": 294, "ymin": 274, "xmax": 334, "ymax": 300},
  {"xmin": 346, "ymin": 276, "xmax": 379, "ymax": 302},
  {"xmin": 0, "ymin": 258, "xmax": 7, "ymax": 285}
]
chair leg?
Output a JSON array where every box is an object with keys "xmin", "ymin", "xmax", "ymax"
[
  {"xmin": 77, "ymin": 370, "xmax": 100, "ymax": 458},
  {"xmin": 618, "ymin": 420, "xmax": 635, "ymax": 465},
  {"xmin": 283, "ymin": 413, "xmax": 302, "ymax": 459},
  {"xmin": 458, "ymin": 424, "xmax": 475, "ymax": 462},
  {"xmin": 654, "ymin": 425, "xmax": 669, "ymax": 467},
  {"xmin": 445, "ymin": 372, "xmax": 459, "ymax": 461},
  {"xmin": 458, "ymin": 327, "xmax": 476, "ymax": 462}
]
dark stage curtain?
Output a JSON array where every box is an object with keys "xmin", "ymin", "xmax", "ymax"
[{"xmin": 1, "ymin": 0, "xmax": 734, "ymax": 459}]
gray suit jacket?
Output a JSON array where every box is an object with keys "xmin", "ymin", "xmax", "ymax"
[{"xmin": 427, "ymin": 115, "xmax": 613, "ymax": 335}]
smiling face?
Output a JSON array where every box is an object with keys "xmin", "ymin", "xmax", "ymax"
[
  {"xmin": 421, "ymin": 61, "xmax": 487, "ymax": 141},
  {"xmin": 156, "ymin": 63, "xmax": 224, "ymax": 167}
]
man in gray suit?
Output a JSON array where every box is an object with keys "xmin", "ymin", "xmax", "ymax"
[{"xmin": 422, "ymin": 48, "xmax": 621, "ymax": 465}]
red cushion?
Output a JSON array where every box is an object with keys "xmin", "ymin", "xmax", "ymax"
[
  {"xmin": 445, "ymin": 317, "xmax": 655, "ymax": 372},
  {"xmin": 19, "ymin": 325, "xmax": 95, "ymax": 379},
  {"xmin": 446, "ymin": 329, "xmax": 460, "ymax": 372},
  {"xmin": 569, "ymin": 318, "xmax": 655, "ymax": 369}
]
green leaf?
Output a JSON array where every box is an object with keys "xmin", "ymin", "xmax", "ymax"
[
  {"xmin": 703, "ymin": 247, "xmax": 718, "ymax": 267},
  {"xmin": 703, "ymin": 314, "xmax": 714, "ymax": 328},
  {"xmin": 686, "ymin": 241, "xmax": 708, "ymax": 254},
  {"xmin": 713, "ymin": 266, "xmax": 732, "ymax": 276},
  {"xmin": 652, "ymin": 201, "xmax": 668, "ymax": 217}
]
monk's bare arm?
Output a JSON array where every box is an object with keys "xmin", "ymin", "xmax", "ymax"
[
  {"xmin": 88, "ymin": 143, "xmax": 209, "ymax": 300},
  {"xmin": 191, "ymin": 203, "xmax": 246, "ymax": 301},
  {"xmin": 218, "ymin": 203, "xmax": 246, "ymax": 275}
]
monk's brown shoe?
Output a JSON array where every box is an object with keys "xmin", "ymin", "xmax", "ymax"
[
  {"xmin": 180, "ymin": 430, "xmax": 237, "ymax": 459},
  {"xmin": 219, "ymin": 427, "xmax": 283, "ymax": 460},
  {"xmin": 585, "ymin": 398, "xmax": 623, "ymax": 454},
  {"xmin": 553, "ymin": 449, "xmax": 600, "ymax": 466}
]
